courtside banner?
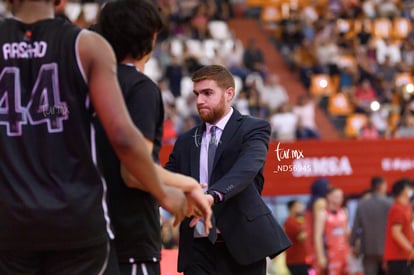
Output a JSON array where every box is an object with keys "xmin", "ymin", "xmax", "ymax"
[{"xmin": 160, "ymin": 138, "xmax": 414, "ymax": 196}]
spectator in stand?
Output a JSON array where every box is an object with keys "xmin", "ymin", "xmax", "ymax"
[
  {"xmin": 400, "ymin": 41, "xmax": 414, "ymax": 70},
  {"xmin": 245, "ymin": 74, "xmax": 268, "ymax": 118},
  {"xmin": 376, "ymin": 38, "xmax": 401, "ymax": 66},
  {"xmin": 314, "ymin": 187, "xmax": 350, "ymax": 275},
  {"xmin": 327, "ymin": 0, "xmax": 344, "ymax": 15},
  {"xmin": 279, "ymin": 10, "xmax": 303, "ymax": 54},
  {"xmin": 305, "ymin": 178, "xmax": 330, "ymax": 275},
  {"xmin": 243, "ymin": 38, "xmax": 267, "ymax": 79},
  {"xmin": 315, "ymin": 37, "xmax": 340, "ymax": 75},
  {"xmin": 213, "ymin": 0, "xmax": 232, "ymax": 20},
  {"xmin": 165, "ymin": 56, "xmax": 183, "ymax": 98},
  {"xmin": 294, "ymin": 39, "xmax": 320, "ymax": 89},
  {"xmin": 224, "ymin": 40, "xmax": 249, "ymax": 81},
  {"xmin": 354, "ymin": 47, "xmax": 376, "ymax": 100},
  {"xmin": 353, "ymin": 79, "xmax": 378, "ymax": 113},
  {"xmin": 375, "ymin": 0, "xmax": 399, "ymax": 18},
  {"xmin": 338, "ymin": 64, "xmax": 357, "ymax": 94},
  {"xmin": 384, "ymin": 178, "xmax": 414, "ymax": 275},
  {"xmin": 395, "ymin": 112, "xmax": 414, "ymax": 138},
  {"xmin": 296, "ymin": 118, "xmax": 321, "ymax": 140},
  {"xmin": 302, "ymin": 18, "xmax": 316, "ymax": 44},
  {"xmin": 284, "ymin": 200, "xmax": 309, "ymax": 275},
  {"xmin": 314, "ymin": 15, "xmax": 337, "ymax": 45},
  {"xmin": 270, "ymin": 103, "xmax": 298, "ymax": 141},
  {"xmin": 233, "ymin": 90, "xmax": 251, "ymax": 116},
  {"xmin": 260, "ymin": 74, "xmax": 289, "ymax": 114},
  {"xmin": 401, "ymin": 0, "xmax": 414, "ymax": 19},
  {"xmin": 159, "ymin": 79, "xmax": 176, "ymax": 108},
  {"xmin": 370, "ymin": 105, "xmax": 389, "ymax": 137},
  {"xmin": 190, "ymin": 2, "xmax": 211, "ymax": 40},
  {"xmin": 359, "ymin": 119, "xmax": 380, "ymax": 139},
  {"xmin": 356, "ymin": 23, "xmax": 372, "ymax": 49},
  {"xmin": 293, "ymin": 94, "xmax": 320, "ymax": 139},
  {"xmin": 350, "ymin": 176, "xmax": 392, "ymax": 275},
  {"xmin": 182, "ymin": 43, "xmax": 203, "ymax": 75}
]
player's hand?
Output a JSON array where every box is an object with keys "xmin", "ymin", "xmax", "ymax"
[
  {"xmin": 186, "ymin": 184, "xmax": 213, "ymax": 234},
  {"xmin": 158, "ymin": 185, "xmax": 187, "ymax": 226}
]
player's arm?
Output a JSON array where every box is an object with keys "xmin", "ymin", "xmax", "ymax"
[
  {"xmin": 313, "ymin": 199, "xmax": 327, "ymax": 269},
  {"xmin": 391, "ymin": 224, "xmax": 414, "ymax": 256},
  {"xmin": 120, "ymin": 139, "xmax": 202, "ymax": 192},
  {"xmin": 121, "ymin": 139, "xmax": 212, "ymax": 232},
  {"xmin": 77, "ymin": 30, "xmax": 186, "ymax": 224}
]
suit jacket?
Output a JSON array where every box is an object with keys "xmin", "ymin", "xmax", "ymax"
[
  {"xmin": 350, "ymin": 194, "xmax": 392, "ymax": 256},
  {"xmin": 165, "ymin": 109, "xmax": 291, "ymax": 271}
]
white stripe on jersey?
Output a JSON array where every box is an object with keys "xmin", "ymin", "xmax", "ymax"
[
  {"xmin": 90, "ymin": 124, "xmax": 115, "ymax": 239},
  {"xmin": 131, "ymin": 263, "xmax": 137, "ymax": 275},
  {"xmin": 141, "ymin": 263, "xmax": 149, "ymax": 275},
  {"xmin": 97, "ymin": 241, "xmax": 110, "ymax": 275},
  {"xmin": 75, "ymin": 30, "xmax": 88, "ymax": 84}
]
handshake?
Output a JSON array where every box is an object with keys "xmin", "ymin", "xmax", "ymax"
[{"xmin": 121, "ymin": 164, "xmax": 213, "ymax": 233}]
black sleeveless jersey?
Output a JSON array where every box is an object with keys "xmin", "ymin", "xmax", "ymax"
[
  {"xmin": 0, "ymin": 18, "xmax": 113, "ymax": 250},
  {"xmin": 95, "ymin": 65, "xmax": 163, "ymax": 263}
]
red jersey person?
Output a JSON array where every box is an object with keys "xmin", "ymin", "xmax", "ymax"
[
  {"xmin": 383, "ymin": 178, "xmax": 414, "ymax": 275},
  {"xmin": 314, "ymin": 187, "xmax": 350, "ymax": 275},
  {"xmin": 284, "ymin": 200, "xmax": 308, "ymax": 275}
]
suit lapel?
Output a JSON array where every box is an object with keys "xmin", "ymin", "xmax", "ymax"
[
  {"xmin": 212, "ymin": 110, "xmax": 243, "ymax": 172},
  {"xmin": 190, "ymin": 124, "xmax": 204, "ymax": 180}
]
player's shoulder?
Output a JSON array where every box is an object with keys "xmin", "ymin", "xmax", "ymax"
[
  {"xmin": 118, "ymin": 65, "xmax": 160, "ymax": 96},
  {"xmin": 78, "ymin": 29, "xmax": 110, "ymax": 48}
]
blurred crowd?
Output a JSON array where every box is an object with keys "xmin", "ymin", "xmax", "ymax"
[
  {"xmin": 1, "ymin": 0, "xmax": 323, "ymax": 142},
  {"xmin": 4, "ymin": 0, "xmax": 414, "ymax": 140},
  {"xmin": 267, "ymin": 0, "xmax": 414, "ymax": 139}
]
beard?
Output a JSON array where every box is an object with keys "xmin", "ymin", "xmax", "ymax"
[{"xmin": 198, "ymin": 95, "xmax": 226, "ymax": 124}]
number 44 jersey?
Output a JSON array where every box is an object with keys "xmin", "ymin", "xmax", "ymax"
[{"xmin": 0, "ymin": 17, "xmax": 113, "ymax": 250}]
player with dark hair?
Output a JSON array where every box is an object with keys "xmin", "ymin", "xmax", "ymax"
[
  {"xmin": 0, "ymin": 0, "xmax": 188, "ymax": 274},
  {"xmin": 96, "ymin": 1, "xmax": 212, "ymax": 274}
]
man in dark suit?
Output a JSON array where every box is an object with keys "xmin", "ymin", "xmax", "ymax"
[
  {"xmin": 165, "ymin": 65, "xmax": 291, "ymax": 275},
  {"xmin": 350, "ymin": 176, "xmax": 392, "ymax": 275}
]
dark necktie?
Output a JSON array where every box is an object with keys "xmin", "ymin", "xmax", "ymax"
[
  {"xmin": 208, "ymin": 126, "xmax": 218, "ymax": 183},
  {"xmin": 207, "ymin": 126, "xmax": 218, "ymax": 243}
]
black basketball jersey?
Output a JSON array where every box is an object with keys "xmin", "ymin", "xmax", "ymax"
[
  {"xmin": 0, "ymin": 18, "xmax": 113, "ymax": 250},
  {"xmin": 95, "ymin": 65, "xmax": 163, "ymax": 263}
]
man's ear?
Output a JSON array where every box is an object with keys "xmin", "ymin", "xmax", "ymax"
[{"xmin": 225, "ymin": 87, "xmax": 235, "ymax": 101}]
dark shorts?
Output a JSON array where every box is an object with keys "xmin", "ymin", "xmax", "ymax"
[
  {"xmin": 119, "ymin": 261, "xmax": 160, "ymax": 275},
  {"xmin": 387, "ymin": 260, "xmax": 413, "ymax": 275},
  {"xmin": 0, "ymin": 241, "xmax": 119, "ymax": 275}
]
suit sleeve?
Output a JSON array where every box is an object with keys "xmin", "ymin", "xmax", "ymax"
[
  {"xmin": 350, "ymin": 203, "xmax": 362, "ymax": 247},
  {"xmin": 212, "ymin": 118, "xmax": 270, "ymax": 201},
  {"xmin": 164, "ymin": 135, "xmax": 182, "ymax": 173}
]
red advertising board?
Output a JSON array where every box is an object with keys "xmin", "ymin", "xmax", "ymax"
[{"xmin": 160, "ymin": 138, "xmax": 414, "ymax": 196}]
